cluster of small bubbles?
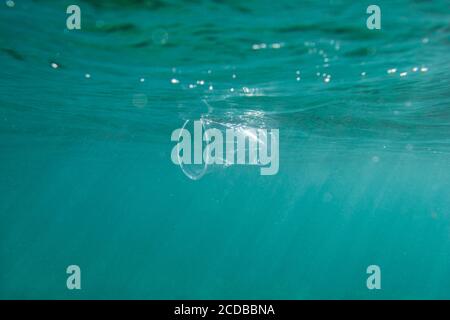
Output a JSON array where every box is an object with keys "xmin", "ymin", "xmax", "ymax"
[
  {"xmin": 244, "ymin": 110, "xmax": 265, "ymax": 117},
  {"xmin": 5, "ymin": 0, "xmax": 14, "ymax": 8},
  {"xmin": 132, "ymin": 93, "xmax": 147, "ymax": 108},
  {"xmin": 165, "ymin": 55, "xmax": 430, "ymax": 99},
  {"xmin": 252, "ymin": 43, "xmax": 267, "ymax": 50},
  {"xmin": 334, "ymin": 42, "xmax": 340, "ymax": 51},
  {"xmin": 252, "ymin": 42, "xmax": 284, "ymax": 50},
  {"xmin": 152, "ymin": 29, "xmax": 168, "ymax": 45},
  {"xmin": 387, "ymin": 68, "xmax": 397, "ymax": 74},
  {"xmin": 242, "ymin": 87, "xmax": 258, "ymax": 96},
  {"xmin": 387, "ymin": 67, "xmax": 428, "ymax": 77},
  {"xmin": 271, "ymin": 43, "xmax": 283, "ymax": 49}
]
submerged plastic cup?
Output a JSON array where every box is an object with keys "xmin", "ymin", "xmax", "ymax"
[{"xmin": 174, "ymin": 112, "xmax": 279, "ymax": 180}]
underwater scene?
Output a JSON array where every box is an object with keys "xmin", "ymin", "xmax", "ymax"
[{"xmin": 0, "ymin": 0, "xmax": 450, "ymax": 299}]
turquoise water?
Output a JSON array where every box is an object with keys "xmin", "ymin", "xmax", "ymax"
[{"xmin": 0, "ymin": 0, "xmax": 449, "ymax": 299}]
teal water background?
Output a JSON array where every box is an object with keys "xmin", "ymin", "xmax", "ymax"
[{"xmin": 1, "ymin": 0, "xmax": 450, "ymax": 299}]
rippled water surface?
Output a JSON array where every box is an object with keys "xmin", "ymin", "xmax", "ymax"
[{"xmin": 0, "ymin": 0, "xmax": 450, "ymax": 299}]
